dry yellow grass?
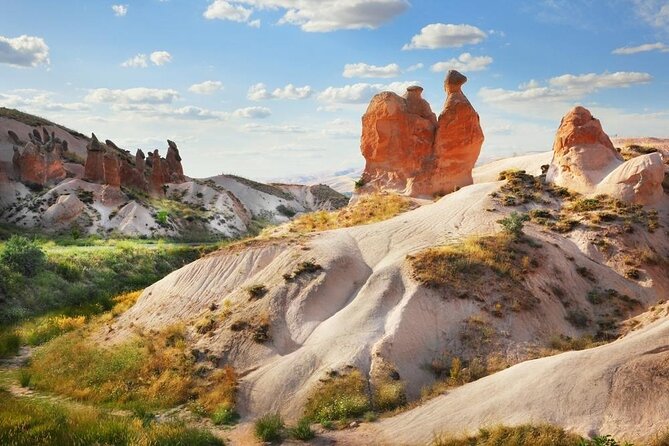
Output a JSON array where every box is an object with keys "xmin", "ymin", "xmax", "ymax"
[{"xmin": 278, "ymin": 193, "xmax": 415, "ymax": 235}]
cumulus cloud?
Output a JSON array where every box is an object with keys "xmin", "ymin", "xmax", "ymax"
[
  {"xmin": 612, "ymin": 42, "xmax": 669, "ymax": 54},
  {"xmin": 121, "ymin": 51, "xmax": 172, "ymax": 68},
  {"xmin": 632, "ymin": 0, "xmax": 669, "ymax": 29},
  {"xmin": 479, "ymin": 71, "xmax": 652, "ymax": 105},
  {"xmin": 247, "ymin": 83, "xmax": 313, "ymax": 100},
  {"xmin": 403, "ymin": 23, "xmax": 487, "ymax": 50},
  {"xmin": 243, "ymin": 123, "xmax": 306, "ymax": 133},
  {"xmin": 203, "ymin": 0, "xmax": 253, "ymax": 22},
  {"xmin": 343, "ymin": 62, "xmax": 400, "ymax": 78},
  {"xmin": 0, "ymin": 90, "xmax": 89, "ymax": 112},
  {"xmin": 188, "ymin": 80, "xmax": 224, "ymax": 94},
  {"xmin": 204, "ymin": 0, "xmax": 409, "ymax": 32},
  {"xmin": 431, "ymin": 53, "xmax": 493, "ymax": 73},
  {"xmin": 112, "ymin": 4, "xmax": 128, "ymax": 16},
  {"xmin": 121, "ymin": 54, "xmax": 148, "ymax": 68},
  {"xmin": 233, "ymin": 106, "xmax": 272, "ymax": 118},
  {"xmin": 0, "ymin": 35, "xmax": 49, "ymax": 67},
  {"xmin": 317, "ymin": 80, "xmax": 419, "ymax": 104},
  {"xmin": 150, "ymin": 51, "xmax": 172, "ymax": 66},
  {"xmin": 85, "ymin": 88, "xmax": 180, "ymax": 104}
]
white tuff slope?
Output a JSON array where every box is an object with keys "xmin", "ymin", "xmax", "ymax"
[{"xmin": 109, "ymin": 151, "xmax": 669, "ymax": 444}]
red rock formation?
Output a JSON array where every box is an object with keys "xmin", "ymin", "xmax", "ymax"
[
  {"xmin": 148, "ymin": 150, "xmax": 166, "ymax": 196},
  {"xmin": 11, "ymin": 133, "xmax": 67, "ymax": 188},
  {"xmin": 166, "ymin": 140, "xmax": 185, "ymax": 183},
  {"xmin": 358, "ymin": 70, "xmax": 483, "ymax": 197},
  {"xmin": 414, "ymin": 70, "xmax": 484, "ymax": 196},
  {"xmin": 547, "ymin": 106, "xmax": 664, "ymax": 204},
  {"xmin": 103, "ymin": 153, "xmax": 121, "ymax": 188},
  {"xmin": 84, "ymin": 134, "xmax": 106, "ymax": 183}
]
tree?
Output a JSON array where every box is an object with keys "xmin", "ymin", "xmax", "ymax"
[{"xmin": 0, "ymin": 236, "xmax": 46, "ymax": 277}]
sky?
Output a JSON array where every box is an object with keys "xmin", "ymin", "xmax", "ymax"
[{"xmin": 1, "ymin": 0, "xmax": 668, "ymax": 181}]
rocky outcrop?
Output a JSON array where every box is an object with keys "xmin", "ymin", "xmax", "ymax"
[
  {"xmin": 10, "ymin": 127, "xmax": 68, "ymax": 187},
  {"xmin": 165, "ymin": 140, "xmax": 185, "ymax": 183},
  {"xmin": 83, "ymin": 137, "xmax": 184, "ymax": 195},
  {"xmin": 546, "ymin": 107, "xmax": 665, "ymax": 204},
  {"xmin": 358, "ymin": 70, "xmax": 484, "ymax": 198},
  {"xmin": 43, "ymin": 194, "xmax": 85, "ymax": 227}
]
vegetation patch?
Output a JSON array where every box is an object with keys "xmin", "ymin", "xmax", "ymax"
[
  {"xmin": 432, "ymin": 424, "xmax": 584, "ymax": 446},
  {"xmin": 0, "ymin": 389, "xmax": 222, "ymax": 446},
  {"xmin": 0, "ymin": 236, "xmax": 203, "ymax": 324},
  {"xmin": 27, "ymin": 325, "xmax": 237, "ymax": 415},
  {"xmin": 254, "ymin": 413, "xmax": 284, "ymax": 443},
  {"xmin": 304, "ymin": 369, "xmax": 370, "ymax": 423},
  {"xmin": 284, "ymin": 193, "xmax": 415, "ymax": 234}
]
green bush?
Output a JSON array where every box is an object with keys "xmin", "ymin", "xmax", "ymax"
[
  {"xmin": 0, "ymin": 331, "xmax": 20, "ymax": 359},
  {"xmin": 432, "ymin": 424, "xmax": 584, "ymax": 446},
  {"xmin": 289, "ymin": 417, "xmax": 315, "ymax": 441},
  {"xmin": 212, "ymin": 403, "xmax": 239, "ymax": 426},
  {"xmin": 0, "ymin": 236, "xmax": 45, "ymax": 277},
  {"xmin": 497, "ymin": 212, "xmax": 529, "ymax": 239},
  {"xmin": 304, "ymin": 370, "xmax": 370, "ymax": 423},
  {"xmin": 254, "ymin": 413, "xmax": 284, "ymax": 442}
]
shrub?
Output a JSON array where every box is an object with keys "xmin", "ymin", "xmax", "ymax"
[
  {"xmin": 0, "ymin": 331, "xmax": 20, "ymax": 359},
  {"xmin": 289, "ymin": 417, "xmax": 315, "ymax": 441},
  {"xmin": 254, "ymin": 413, "xmax": 284, "ymax": 442},
  {"xmin": 0, "ymin": 236, "xmax": 45, "ymax": 277},
  {"xmin": 498, "ymin": 212, "xmax": 529, "ymax": 238},
  {"xmin": 304, "ymin": 370, "xmax": 370, "ymax": 423},
  {"xmin": 247, "ymin": 284, "xmax": 268, "ymax": 299},
  {"xmin": 211, "ymin": 402, "xmax": 239, "ymax": 426},
  {"xmin": 373, "ymin": 380, "xmax": 406, "ymax": 412},
  {"xmin": 566, "ymin": 309, "xmax": 590, "ymax": 328}
]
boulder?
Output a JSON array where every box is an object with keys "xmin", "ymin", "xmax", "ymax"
[
  {"xmin": 43, "ymin": 194, "xmax": 85, "ymax": 227},
  {"xmin": 547, "ymin": 106, "xmax": 665, "ymax": 204}
]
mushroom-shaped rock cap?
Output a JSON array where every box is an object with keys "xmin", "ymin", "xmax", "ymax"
[
  {"xmin": 445, "ymin": 70, "xmax": 467, "ymax": 93},
  {"xmin": 136, "ymin": 149, "xmax": 145, "ymax": 159},
  {"xmin": 406, "ymin": 85, "xmax": 424, "ymax": 93}
]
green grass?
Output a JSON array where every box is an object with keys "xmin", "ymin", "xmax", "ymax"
[
  {"xmin": 304, "ymin": 370, "xmax": 370, "ymax": 423},
  {"xmin": 254, "ymin": 413, "xmax": 284, "ymax": 442},
  {"xmin": 0, "ymin": 331, "xmax": 20, "ymax": 359},
  {"xmin": 0, "ymin": 389, "xmax": 223, "ymax": 446},
  {"xmin": 432, "ymin": 424, "xmax": 584, "ymax": 446},
  {"xmin": 26, "ymin": 326, "xmax": 237, "ymax": 415},
  {"xmin": 0, "ymin": 237, "xmax": 206, "ymax": 324}
]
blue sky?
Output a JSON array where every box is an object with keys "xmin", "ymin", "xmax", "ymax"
[{"xmin": 1, "ymin": 0, "xmax": 668, "ymax": 180}]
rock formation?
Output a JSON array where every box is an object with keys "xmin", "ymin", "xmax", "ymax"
[
  {"xmin": 10, "ymin": 127, "xmax": 67, "ymax": 187},
  {"xmin": 358, "ymin": 70, "xmax": 484, "ymax": 198},
  {"xmin": 546, "ymin": 106, "xmax": 664, "ymax": 204},
  {"xmin": 43, "ymin": 194, "xmax": 85, "ymax": 227},
  {"xmin": 82, "ymin": 137, "xmax": 184, "ymax": 195}
]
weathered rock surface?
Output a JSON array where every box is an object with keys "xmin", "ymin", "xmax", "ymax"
[
  {"xmin": 547, "ymin": 107, "xmax": 665, "ymax": 204},
  {"xmin": 10, "ymin": 127, "xmax": 68, "ymax": 187},
  {"xmin": 358, "ymin": 70, "xmax": 484, "ymax": 197},
  {"xmin": 43, "ymin": 194, "xmax": 85, "ymax": 227}
]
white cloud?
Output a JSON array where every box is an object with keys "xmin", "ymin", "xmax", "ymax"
[
  {"xmin": 317, "ymin": 80, "xmax": 419, "ymax": 104},
  {"xmin": 204, "ymin": 0, "xmax": 253, "ymax": 22},
  {"xmin": 233, "ymin": 106, "xmax": 272, "ymax": 118},
  {"xmin": 0, "ymin": 35, "xmax": 49, "ymax": 67},
  {"xmin": 110, "ymin": 103, "xmax": 229, "ymax": 121},
  {"xmin": 481, "ymin": 71, "xmax": 652, "ymax": 104},
  {"xmin": 431, "ymin": 53, "xmax": 493, "ymax": 73},
  {"xmin": 0, "ymin": 90, "xmax": 89, "ymax": 112},
  {"xmin": 612, "ymin": 42, "xmax": 669, "ymax": 54},
  {"xmin": 248, "ymin": 19, "xmax": 262, "ymax": 28},
  {"xmin": 121, "ymin": 54, "xmax": 148, "ymax": 68},
  {"xmin": 112, "ymin": 4, "xmax": 128, "ymax": 16},
  {"xmin": 150, "ymin": 51, "xmax": 172, "ymax": 66},
  {"xmin": 121, "ymin": 51, "xmax": 172, "ymax": 68},
  {"xmin": 243, "ymin": 123, "xmax": 306, "ymax": 133},
  {"xmin": 247, "ymin": 83, "xmax": 313, "ymax": 100},
  {"xmin": 343, "ymin": 62, "xmax": 400, "ymax": 78},
  {"xmin": 85, "ymin": 88, "xmax": 180, "ymax": 104},
  {"xmin": 406, "ymin": 62, "xmax": 423, "ymax": 72},
  {"xmin": 632, "ymin": 0, "xmax": 669, "ymax": 29},
  {"xmin": 204, "ymin": 0, "xmax": 409, "ymax": 32},
  {"xmin": 189, "ymin": 80, "xmax": 224, "ymax": 94},
  {"xmin": 403, "ymin": 23, "xmax": 487, "ymax": 50}
]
